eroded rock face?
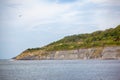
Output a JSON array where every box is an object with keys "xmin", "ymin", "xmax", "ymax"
[
  {"xmin": 101, "ymin": 47, "xmax": 120, "ymax": 59},
  {"xmin": 15, "ymin": 46, "xmax": 120, "ymax": 60}
]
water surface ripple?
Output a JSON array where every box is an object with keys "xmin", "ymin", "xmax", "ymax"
[{"xmin": 0, "ymin": 60, "xmax": 120, "ymax": 80}]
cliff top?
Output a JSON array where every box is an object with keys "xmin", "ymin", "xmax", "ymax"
[{"xmin": 27, "ymin": 25, "xmax": 120, "ymax": 52}]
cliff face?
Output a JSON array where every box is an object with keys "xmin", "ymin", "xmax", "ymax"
[{"xmin": 15, "ymin": 46, "xmax": 120, "ymax": 60}]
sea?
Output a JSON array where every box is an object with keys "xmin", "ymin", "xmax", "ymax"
[{"xmin": 0, "ymin": 60, "xmax": 120, "ymax": 80}]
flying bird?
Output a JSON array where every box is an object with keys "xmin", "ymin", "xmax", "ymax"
[{"xmin": 18, "ymin": 15, "xmax": 22, "ymax": 18}]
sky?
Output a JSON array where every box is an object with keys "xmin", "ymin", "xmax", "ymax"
[{"xmin": 0, "ymin": 0, "xmax": 120, "ymax": 59}]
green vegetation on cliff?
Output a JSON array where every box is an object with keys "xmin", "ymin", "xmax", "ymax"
[{"xmin": 28, "ymin": 25, "xmax": 120, "ymax": 51}]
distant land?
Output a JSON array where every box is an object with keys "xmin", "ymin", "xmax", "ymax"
[{"xmin": 15, "ymin": 25, "xmax": 120, "ymax": 60}]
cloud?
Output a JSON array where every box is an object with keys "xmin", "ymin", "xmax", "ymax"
[
  {"xmin": 89, "ymin": 0, "xmax": 120, "ymax": 6},
  {"xmin": 56, "ymin": 0, "xmax": 77, "ymax": 4},
  {"xmin": 1, "ymin": 0, "xmax": 73, "ymax": 28},
  {"xmin": 1, "ymin": 0, "xmax": 120, "ymax": 31}
]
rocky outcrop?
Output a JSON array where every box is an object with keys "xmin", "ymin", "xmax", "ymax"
[{"xmin": 15, "ymin": 46, "xmax": 120, "ymax": 60}]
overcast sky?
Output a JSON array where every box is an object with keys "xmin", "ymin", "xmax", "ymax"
[{"xmin": 0, "ymin": 0, "xmax": 120, "ymax": 59}]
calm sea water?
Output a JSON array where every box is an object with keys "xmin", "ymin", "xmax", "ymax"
[{"xmin": 0, "ymin": 60, "xmax": 120, "ymax": 80}]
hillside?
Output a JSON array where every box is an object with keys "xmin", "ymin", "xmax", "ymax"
[{"xmin": 15, "ymin": 25, "xmax": 120, "ymax": 60}]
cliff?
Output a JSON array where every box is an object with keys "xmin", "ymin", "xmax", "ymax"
[
  {"xmin": 15, "ymin": 46, "xmax": 120, "ymax": 60},
  {"xmin": 15, "ymin": 25, "xmax": 120, "ymax": 60}
]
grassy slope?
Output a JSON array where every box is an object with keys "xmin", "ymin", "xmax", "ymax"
[{"xmin": 27, "ymin": 25, "xmax": 120, "ymax": 52}]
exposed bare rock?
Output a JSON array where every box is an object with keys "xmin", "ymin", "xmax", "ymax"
[{"xmin": 15, "ymin": 46, "xmax": 120, "ymax": 60}]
